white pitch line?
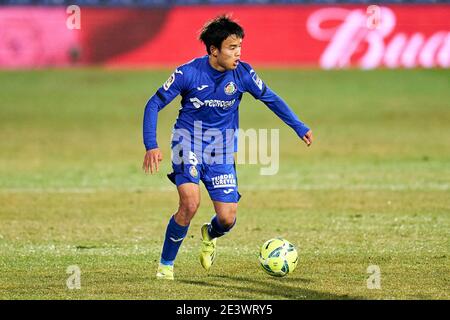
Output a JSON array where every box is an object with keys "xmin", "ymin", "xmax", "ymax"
[
  {"xmin": 0, "ymin": 187, "xmax": 174, "ymax": 193},
  {"xmin": 242, "ymin": 183, "xmax": 450, "ymax": 191},
  {"xmin": 0, "ymin": 183, "xmax": 448, "ymax": 193}
]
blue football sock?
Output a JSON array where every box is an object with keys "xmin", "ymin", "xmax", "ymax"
[
  {"xmin": 207, "ymin": 215, "xmax": 236, "ymax": 239},
  {"xmin": 160, "ymin": 215, "xmax": 189, "ymax": 266}
]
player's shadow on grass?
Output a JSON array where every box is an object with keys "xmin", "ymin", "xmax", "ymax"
[{"xmin": 179, "ymin": 274, "xmax": 363, "ymax": 300}]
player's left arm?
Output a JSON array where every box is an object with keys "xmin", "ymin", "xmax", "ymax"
[
  {"xmin": 259, "ymin": 85, "xmax": 313, "ymax": 147},
  {"xmin": 242, "ymin": 65, "xmax": 313, "ymax": 146}
]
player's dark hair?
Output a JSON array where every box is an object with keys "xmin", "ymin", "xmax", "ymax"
[{"xmin": 199, "ymin": 15, "xmax": 245, "ymax": 54}]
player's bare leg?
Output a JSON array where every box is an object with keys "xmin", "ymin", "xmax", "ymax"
[
  {"xmin": 174, "ymin": 183, "xmax": 201, "ymax": 226},
  {"xmin": 200, "ymin": 201, "xmax": 237, "ymax": 271},
  {"xmin": 213, "ymin": 201, "xmax": 238, "ymax": 229},
  {"xmin": 157, "ymin": 183, "xmax": 200, "ymax": 280}
]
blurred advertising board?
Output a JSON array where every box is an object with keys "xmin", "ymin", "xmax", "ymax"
[{"xmin": 0, "ymin": 5, "xmax": 448, "ymax": 68}]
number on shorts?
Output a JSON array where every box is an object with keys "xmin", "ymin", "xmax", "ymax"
[{"xmin": 189, "ymin": 151, "xmax": 198, "ymax": 166}]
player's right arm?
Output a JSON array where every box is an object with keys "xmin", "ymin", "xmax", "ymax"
[{"xmin": 142, "ymin": 68, "xmax": 186, "ymax": 174}]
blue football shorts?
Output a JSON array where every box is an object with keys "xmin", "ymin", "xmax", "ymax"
[{"xmin": 167, "ymin": 151, "xmax": 241, "ymax": 203}]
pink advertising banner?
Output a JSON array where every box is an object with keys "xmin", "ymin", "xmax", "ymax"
[{"xmin": 0, "ymin": 5, "xmax": 448, "ymax": 69}]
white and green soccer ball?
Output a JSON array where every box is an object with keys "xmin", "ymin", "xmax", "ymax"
[{"xmin": 259, "ymin": 238, "xmax": 298, "ymax": 277}]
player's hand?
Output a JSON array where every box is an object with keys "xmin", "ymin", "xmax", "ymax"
[
  {"xmin": 143, "ymin": 148, "xmax": 163, "ymax": 174},
  {"xmin": 302, "ymin": 130, "xmax": 313, "ymax": 147}
]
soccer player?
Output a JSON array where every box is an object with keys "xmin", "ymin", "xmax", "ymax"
[{"xmin": 142, "ymin": 16, "xmax": 313, "ymax": 280}]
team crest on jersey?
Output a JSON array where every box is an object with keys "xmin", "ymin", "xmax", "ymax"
[
  {"xmin": 189, "ymin": 165, "xmax": 198, "ymax": 178},
  {"xmin": 224, "ymin": 82, "xmax": 237, "ymax": 95},
  {"xmin": 163, "ymin": 73, "xmax": 175, "ymax": 91}
]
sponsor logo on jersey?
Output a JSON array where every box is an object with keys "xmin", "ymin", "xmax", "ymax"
[
  {"xmin": 189, "ymin": 97, "xmax": 236, "ymax": 110},
  {"xmin": 197, "ymin": 85, "xmax": 209, "ymax": 91},
  {"xmin": 204, "ymin": 99, "xmax": 236, "ymax": 109},
  {"xmin": 190, "ymin": 97, "xmax": 204, "ymax": 109},
  {"xmin": 224, "ymin": 82, "xmax": 237, "ymax": 95},
  {"xmin": 223, "ymin": 188, "xmax": 234, "ymax": 194},
  {"xmin": 212, "ymin": 174, "xmax": 236, "ymax": 189}
]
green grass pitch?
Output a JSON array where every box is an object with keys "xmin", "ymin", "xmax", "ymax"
[{"xmin": 0, "ymin": 68, "xmax": 449, "ymax": 299}]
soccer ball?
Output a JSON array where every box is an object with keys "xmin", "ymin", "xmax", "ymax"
[{"xmin": 259, "ymin": 238, "xmax": 298, "ymax": 277}]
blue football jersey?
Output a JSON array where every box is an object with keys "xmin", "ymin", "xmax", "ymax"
[{"xmin": 143, "ymin": 55, "xmax": 309, "ymax": 156}]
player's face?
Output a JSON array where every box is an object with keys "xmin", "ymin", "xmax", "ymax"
[{"xmin": 215, "ymin": 35, "xmax": 242, "ymax": 71}]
